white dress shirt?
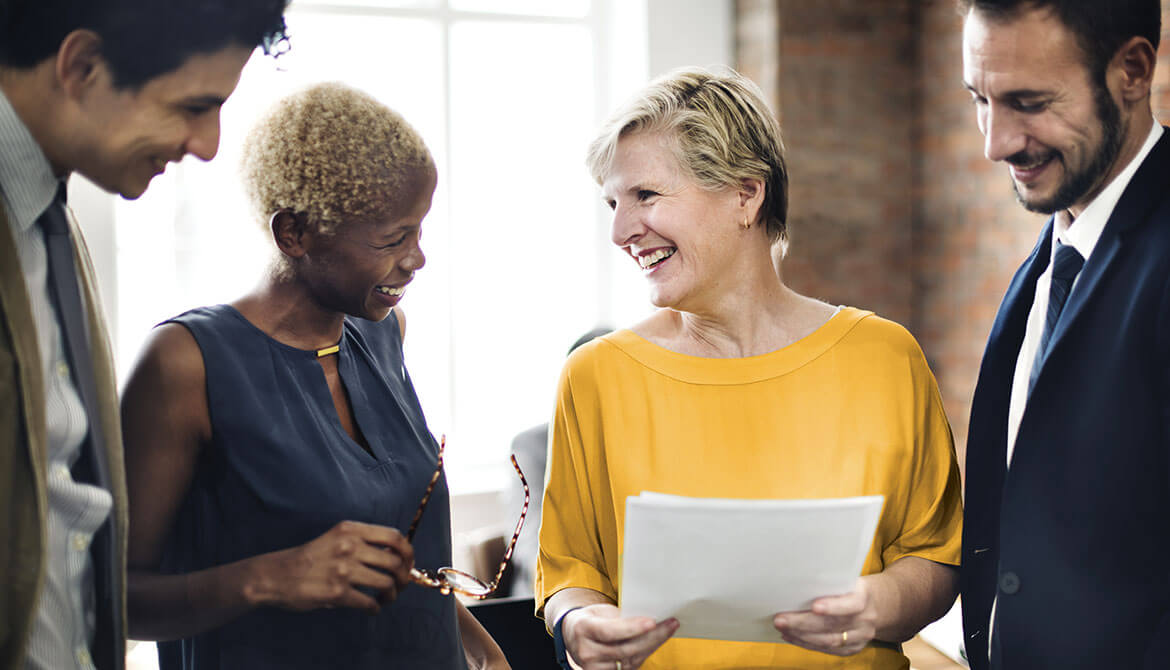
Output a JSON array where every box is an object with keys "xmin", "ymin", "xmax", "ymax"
[
  {"xmin": 1005, "ymin": 121, "xmax": 1164, "ymax": 465},
  {"xmin": 0, "ymin": 88, "xmax": 113, "ymax": 670}
]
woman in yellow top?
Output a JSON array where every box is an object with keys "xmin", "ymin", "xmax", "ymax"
[{"xmin": 535, "ymin": 67, "xmax": 962, "ymax": 670}]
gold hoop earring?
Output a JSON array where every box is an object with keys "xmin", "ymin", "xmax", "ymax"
[{"xmin": 741, "ymin": 216, "xmax": 751, "ymax": 230}]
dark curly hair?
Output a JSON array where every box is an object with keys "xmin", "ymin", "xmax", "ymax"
[{"xmin": 0, "ymin": 0, "xmax": 290, "ymax": 89}]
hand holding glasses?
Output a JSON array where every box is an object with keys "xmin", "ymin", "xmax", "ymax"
[{"xmin": 406, "ymin": 436, "xmax": 529, "ymax": 599}]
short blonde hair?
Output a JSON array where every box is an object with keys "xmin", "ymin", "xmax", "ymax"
[
  {"xmin": 241, "ymin": 82, "xmax": 433, "ymax": 236},
  {"xmin": 586, "ymin": 67, "xmax": 788, "ymax": 244}
]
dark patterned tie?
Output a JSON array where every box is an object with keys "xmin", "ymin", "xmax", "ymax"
[
  {"xmin": 38, "ymin": 182, "xmax": 121, "ymax": 669},
  {"xmin": 1028, "ymin": 241, "xmax": 1085, "ymax": 394}
]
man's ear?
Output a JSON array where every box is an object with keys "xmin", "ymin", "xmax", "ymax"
[
  {"xmin": 1112, "ymin": 35, "xmax": 1156, "ymax": 105},
  {"xmin": 271, "ymin": 209, "xmax": 310, "ymax": 258},
  {"xmin": 55, "ymin": 30, "xmax": 106, "ymax": 99}
]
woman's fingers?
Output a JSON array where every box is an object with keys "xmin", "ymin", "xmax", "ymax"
[
  {"xmin": 581, "ymin": 614, "xmax": 658, "ymax": 642},
  {"xmin": 568, "ymin": 607, "xmax": 679, "ymax": 669},
  {"xmin": 346, "ymin": 562, "xmax": 399, "ymax": 592},
  {"xmin": 332, "ymin": 585, "xmax": 384, "ymax": 614},
  {"xmin": 350, "ymin": 541, "xmax": 412, "ymax": 586},
  {"xmin": 810, "ymin": 585, "xmax": 866, "ymax": 617},
  {"xmin": 333, "ymin": 521, "xmax": 415, "ymax": 582},
  {"xmin": 776, "ymin": 609, "xmax": 856, "ymax": 633},
  {"xmin": 773, "ymin": 578, "xmax": 875, "ymax": 656},
  {"xmin": 619, "ymin": 618, "xmax": 680, "ymax": 667},
  {"xmin": 270, "ymin": 520, "xmax": 417, "ymax": 612},
  {"xmin": 792, "ymin": 630, "xmax": 866, "ymax": 656},
  {"xmin": 773, "ymin": 610, "xmax": 872, "ymax": 657},
  {"xmin": 353, "ymin": 521, "xmax": 416, "ymax": 564}
]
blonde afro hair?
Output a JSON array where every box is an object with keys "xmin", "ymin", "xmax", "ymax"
[{"xmin": 241, "ymin": 81, "xmax": 434, "ymax": 236}]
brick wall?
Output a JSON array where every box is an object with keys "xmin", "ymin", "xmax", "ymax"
[
  {"xmin": 736, "ymin": 0, "xmax": 1170, "ymax": 474},
  {"xmin": 914, "ymin": 0, "xmax": 1047, "ymax": 465},
  {"xmin": 754, "ymin": 0, "xmax": 918, "ymax": 330},
  {"xmin": 1158, "ymin": 13, "xmax": 1170, "ymax": 120}
]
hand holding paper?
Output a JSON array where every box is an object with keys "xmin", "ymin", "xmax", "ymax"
[
  {"xmin": 619, "ymin": 492, "xmax": 884, "ymax": 645},
  {"xmin": 772, "ymin": 576, "xmax": 877, "ymax": 655},
  {"xmin": 561, "ymin": 602, "xmax": 678, "ymax": 670}
]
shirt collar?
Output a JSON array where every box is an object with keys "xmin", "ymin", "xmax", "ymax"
[
  {"xmin": 1053, "ymin": 121, "xmax": 1164, "ymax": 259},
  {"xmin": 0, "ymin": 86, "xmax": 63, "ymax": 234}
]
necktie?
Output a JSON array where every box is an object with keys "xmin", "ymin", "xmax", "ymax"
[
  {"xmin": 38, "ymin": 183, "xmax": 105, "ymax": 460},
  {"xmin": 1028, "ymin": 241, "xmax": 1085, "ymax": 394},
  {"xmin": 38, "ymin": 183, "xmax": 121, "ymax": 668}
]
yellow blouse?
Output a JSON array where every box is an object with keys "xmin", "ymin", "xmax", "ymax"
[{"xmin": 535, "ymin": 308, "xmax": 962, "ymax": 670}]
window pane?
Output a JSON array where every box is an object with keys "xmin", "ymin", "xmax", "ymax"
[
  {"xmin": 445, "ymin": 20, "xmax": 596, "ymax": 486},
  {"xmin": 450, "ymin": 0, "xmax": 589, "ymax": 18}
]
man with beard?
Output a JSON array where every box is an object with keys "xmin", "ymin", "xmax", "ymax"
[{"xmin": 958, "ymin": 1, "xmax": 1169, "ymax": 668}]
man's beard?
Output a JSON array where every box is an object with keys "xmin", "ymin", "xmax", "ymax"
[{"xmin": 1008, "ymin": 82, "xmax": 1124, "ymax": 214}]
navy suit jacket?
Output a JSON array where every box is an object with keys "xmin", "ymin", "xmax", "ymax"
[{"xmin": 961, "ymin": 127, "xmax": 1170, "ymax": 670}]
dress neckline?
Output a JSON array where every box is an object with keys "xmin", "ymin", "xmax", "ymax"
[
  {"xmin": 219, "ymin": 304, "xmax": 345, "ymax": 358},
  {"xmin": 599, "ymin": 306, "xmax": 872, "ymax": 385}
]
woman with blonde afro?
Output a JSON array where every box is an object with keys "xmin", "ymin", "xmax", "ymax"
[{"xmin": 120, "ymin": 82, "xmax": 510, "ymax": 669}]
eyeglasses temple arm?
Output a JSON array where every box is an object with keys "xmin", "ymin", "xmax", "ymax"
[
  {"xmin": 484, "ymin": 454, "xmax": 529, "ymax": 591},
  {"xmin": 407, "ymin": 436, "xmax": 446, "ymax": 541}
]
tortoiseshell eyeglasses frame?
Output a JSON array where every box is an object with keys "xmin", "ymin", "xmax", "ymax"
[{"xmin": 406, "ymin": 435, "xmax": 529, "ymax": 599}]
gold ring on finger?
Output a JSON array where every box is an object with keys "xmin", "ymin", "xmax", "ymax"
[
  {"xmin": 615, "ymin": 661, "xmax": 623, "ymax": 670},
  {"xmin": 841, "ymin": 630, "xmax": 848, "ymax": 645}
]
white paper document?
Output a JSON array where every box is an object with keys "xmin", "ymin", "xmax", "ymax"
[{"xmin": 620, "ymin": 492, "xmax": 884, "ymax": 644}]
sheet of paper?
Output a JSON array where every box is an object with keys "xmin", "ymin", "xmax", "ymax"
[{"xmin": 620, "ymin": 492, "xmax": 884, "ymax": 644}]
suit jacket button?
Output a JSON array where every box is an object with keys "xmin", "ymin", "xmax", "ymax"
[{"xmin": 999, "ymin": 571, "xmax": 1020, "ymax": 595}]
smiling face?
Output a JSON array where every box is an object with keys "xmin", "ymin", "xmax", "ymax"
[
  {"xmin": 301, "ymin": 166, "xmax": 435, "ymax": 322},
  {"xmin": 69, "ymin": 44, "xmax": 254, "ymax": 199},
  {"xmin": 602, "ymin": 131, "xmax": 748, "ymax": 312},
  {"xmin": 962, "ymin": 7, "xmax": 1125, "ymax": 215}
]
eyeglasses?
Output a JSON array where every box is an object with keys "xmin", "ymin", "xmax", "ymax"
[{"xmin": 406, "ymin": 436, "xmax": 529, "ymax": 599}]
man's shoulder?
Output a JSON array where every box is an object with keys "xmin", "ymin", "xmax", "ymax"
[{"xmin": 1119, "ymin": 126, "xmax": 1170, "ymax": 224}]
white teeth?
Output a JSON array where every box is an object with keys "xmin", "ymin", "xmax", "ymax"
[
  {"xmin": 376, "ymin": 286, "xmax": 404, "ymax": 296},
  {"xmin": 1017, "ymin": 157, "xmax": 1050, "ymax": 170},
  {"xmin": 638, "ymin": 248, "xmax": 676, "ymax": 269}
]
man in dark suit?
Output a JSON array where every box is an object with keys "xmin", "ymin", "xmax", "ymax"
[
  {"xmin": 0, "ymin": 1, "xmax": 288, "ymax": 667},
  {"xmin": 958, "ymin": 0, "xmax": 1169, "ymax": 668}
]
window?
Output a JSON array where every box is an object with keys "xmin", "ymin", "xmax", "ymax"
[{"xmin": 86, "ymin": 0, "xmax": 731, "ymax": 494}]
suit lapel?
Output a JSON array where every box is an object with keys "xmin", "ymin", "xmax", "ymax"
[
  {"xmin": 1041, "ymin": 127, "xmax": 1170, "ymax": 361},
  {"xmin": 966, "ymin": 219, "xmax": 1052, "ymax": 508},
  {"xmin": 0, "ymin": 203, "xmax": 48, "ymax": 501},
  {"xmin": 981, "ymin": 223, "xmax": 1053, "ymax": 394},
  {"xmin": 64, "ymin": 205, "xmax": 127, "ymax": 670},
  {"xmin": 1040, "ymin": 230, "xmax": 1120, "ymax": 366}
]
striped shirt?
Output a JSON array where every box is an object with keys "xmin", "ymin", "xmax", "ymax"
[{"xmin": 0, "ymin": 88, "xmax": 113, "ymax": 670}]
